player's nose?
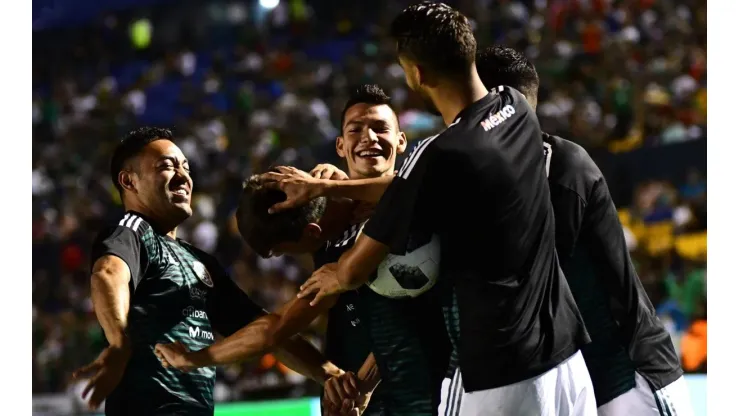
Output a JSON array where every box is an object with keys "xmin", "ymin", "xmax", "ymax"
[{"xmin": 363, "ymin": 128, "xmax": 380, "ymax": 143}]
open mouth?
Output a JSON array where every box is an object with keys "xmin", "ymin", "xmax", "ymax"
[
  {"xmin": 355, "ymin": 148, "xmax": 386, "ymax": 160},
  {"xmin": 170, "ymin": 185, "xmax": 190, "ymax": 199}
]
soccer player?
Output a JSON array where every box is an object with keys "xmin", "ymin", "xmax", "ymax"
[
  {"xmin": 71, "ymin": 127, "xmax": 345, "ymax": 415},
  {"xmin": 155, "ymin": 85, "xmax": 452, "ymax": 416},
  {"xmin": 287, "ymin": 3, "xmax": 597, "ymax": 415},
  {"xmin": 475, "ymin": 45, "xmax": 692, "ymax": 416}
]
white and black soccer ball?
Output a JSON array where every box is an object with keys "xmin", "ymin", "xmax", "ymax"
[{"xmin": 365, "ymin": 233, "xmax": 441, "ymax": 299}]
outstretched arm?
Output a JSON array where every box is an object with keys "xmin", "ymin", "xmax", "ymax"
[
  {"xmin": 273, "ymin": 335, "xmax": 343, "ymax": 384},
  {"xmin": 297, "ymin": 234, "xmax": 390, "ymax": 305},
  {"xmin": 260, "ymin": 167, "xmax": 393, "ymax": 213},
  {"xmin": 157, "ymin": 295, "xmax": 338, "ymax": 378}
]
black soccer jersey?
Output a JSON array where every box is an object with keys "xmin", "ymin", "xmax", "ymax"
[
  {"xmin": 543, "ymin": 133, "xmax": 682, "ymax": 403},
  {"xmin": 363, "ymin": 86, "xmax": 590, "ymax": 393},
  {"xmin": 92, "ymin": 211, "xmax": 265, "ymax": 416},
  {"xmin": 314, "ymin": 223, "xmax": 451, "ymax": 416}
]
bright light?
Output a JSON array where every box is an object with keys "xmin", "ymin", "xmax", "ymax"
[{"xmin": 259, "ymin": 0, "xmax": 279, "ymax": 9}]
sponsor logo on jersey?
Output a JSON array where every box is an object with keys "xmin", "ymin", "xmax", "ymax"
[
  {"xmin": 189, "ymin": 286, "xmax": 207, "ymax": 301},
  {"xmin": 192, "ymin": 261, "xmax": 214, "ymax": 287},
  {"xmin": 480, "ymin": 105, "xmax": 516, "ymax": 131},
  {"xmin": 188, "ymin": 326, "xmax": 214, "ymax": 341},
  {"xmin": 182, "ymin": 306, "xmax": 208, "ymax": 319}
]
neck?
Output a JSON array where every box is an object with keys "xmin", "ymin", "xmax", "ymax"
[
  {"xmin": 125, "ymin": 202, "xmax": 179, "ymax": 239},
  {"xmin": 429, "ymin": 66, "xmax": 489, "ymax": 126},
  {"xmin": 317, "ymin": 198, "xmax": 358, "ymax": 240}
]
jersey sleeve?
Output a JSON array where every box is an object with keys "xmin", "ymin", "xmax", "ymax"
[
  {"xmin": 580, "ymin": 177, "xmax": 642, "ymax": 335},
  {"xmin": 363, "ymin": 138, "xmax": 440, "ymax": 254},
  {"xmin": 91, "ymin": 225, "xmax": 148, "ymax": 289},
  {"xmin": 206, "ymin": 267, "xmax": 267, "ymax": 337},
  {"xmin": 549, "ymin": 185, "xmax": 587, "ymax": 260}
]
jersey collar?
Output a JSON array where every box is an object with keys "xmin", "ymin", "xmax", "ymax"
[{"xmin": 451, "ymin": 92, "xmax": 496, "ymax": 125}]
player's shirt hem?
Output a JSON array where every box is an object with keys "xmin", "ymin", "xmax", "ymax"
[
  {"xmin": 461, "ymin": 342, "xmax": 582, "ymax": 392},
  {"xmin": 637, "ymin": 366, "xmax": 684, "ymax": 392}
]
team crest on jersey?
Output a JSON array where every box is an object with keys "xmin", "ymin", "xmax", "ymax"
[{"xmin": 192, "ymin": 261, "xmax": 214, "ymax": 287}]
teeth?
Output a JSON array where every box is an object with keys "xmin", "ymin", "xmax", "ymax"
[
  {"xmin": 173, "ymin": 189, "xmax": 187, "ymax": 195},
  {"xmin": 359, "ymin": 151, "xmax": 383, "ymax": 157}
]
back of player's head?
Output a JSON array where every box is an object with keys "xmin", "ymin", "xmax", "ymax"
[
  {"xmin": 110, "ymin": 127, "xmax": 174, "ymax": 195},
  {"xmin": 390, "ymin": 2, "xmax": 477, "ymax": 77},
  {"xmin": 236, "ymin": 172, "xmax": 327, "ymax": 257},
  {"xmin": 476, "ymin": 45, "xmax": 540, "ymax": 107},
  {"xmin": 340, "ymin": 84, "xmax": 398, "ymax": 129}
]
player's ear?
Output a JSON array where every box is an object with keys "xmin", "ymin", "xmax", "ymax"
[
  {"xmin": 336, "ymin": 135, "xmax": 347, "ymax": 159},
  {"xmin": 304, "ymin": 223, "xmax": 323, "ymax": 239},
  {"xmin": 396, "ymin": 131, "xmax": 408, "ymax": 155},
  {"xmin": 119, "ymin": 170, "xmax": 137, "ymax": 193}
]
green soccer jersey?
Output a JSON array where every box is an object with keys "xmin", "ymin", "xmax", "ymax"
[
  {"xmin": 315, "ymin": 224, "xmax": 451, "ymax": 416},
  {"xmin": 91, "ymin": 211, "xmax": 265, "ymax": 416}
]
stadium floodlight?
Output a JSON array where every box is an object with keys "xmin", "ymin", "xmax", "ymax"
[{"xmin": 259, "ymin": 0, "xmax": 280, "ymax": 10}]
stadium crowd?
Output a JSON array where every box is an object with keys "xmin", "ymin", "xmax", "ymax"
[{"xmin": 32, "ymin": 0, "xmax": 706, "ymax": 403}]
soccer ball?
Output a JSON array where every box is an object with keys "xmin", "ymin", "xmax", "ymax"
[{"xmin": 366, "ymin": 233, "xmax": 441, "ymax": 299}]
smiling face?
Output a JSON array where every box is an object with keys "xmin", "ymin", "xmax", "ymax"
[
  {"xmin": 337, "ymin": 103, "xmax": 407, "ymax": 179},
  {"xmin": 122, "ymin": 139, "xmax": 194, "ymax": 226}
]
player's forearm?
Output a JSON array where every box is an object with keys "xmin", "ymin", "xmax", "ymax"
[
  {"xmin": 337, "ymin": 235, "xmax": 390, "ymax": 290},
  {"xmin": 189, "ymin": 314, "xmax": 281, "ymax": 368},
  {"xmin": 188, "ymin": 296, "xmax": 331, "ymax": 368},
  {"xmin": 90, "ymin": 268, "xmax": 131, "ymax": 349},
  {"xmin": 320, "ymin": 176, "xmax": 393, "ymax": 203},
  {"xmin": 357, "ymin": 353, "xmax": 382, "ymax": 394},
  {"xmin": 273, "ymin": 336, "xmax": 343, "ymax": 384}
]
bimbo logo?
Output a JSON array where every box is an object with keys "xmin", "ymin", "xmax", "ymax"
[{"xmin": 480, "ymin": 105, "xmax": 516, "ymax": 131}]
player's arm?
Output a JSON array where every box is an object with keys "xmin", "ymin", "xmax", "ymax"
[
  {"xmin": 90, "ymin": 256, "xmax": 133, "ymax": 352},
  {"xmin": 88, "ymin": 225, "xmax": 147, "ymax": 352},
  {"xmin": 272, "ymin": 334, "xmax": 343, "ymax": 384},
  {"xmin": 320, "ymin": 176, "xmax": 394, "ymax": 204},
  {"xmin": 73, "ymin": 224, "xmax": 148, "ymax": 408},
  {"xmin": 298, "ymin": 146, "xmax": 439, "ymax": 304},
  {"xmin": 174, "ymin": 288, "xmax": 339, "ymax": 381},
  {"xmin": 580, "ymin": 177, "xmax": 643, "ymax": 338},
  {"xmin": 261, "ymin": 169, "xmax": 394, "ymax": 213},
  {"xmin": 357, "ymin": 352, "xmax": 382, "ymax": 394}
]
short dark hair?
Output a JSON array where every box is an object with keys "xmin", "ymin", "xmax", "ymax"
[
  {"xmin": 110, "ymin": 127, "xmax": 174, "ymax": 194},
  {"xmin": 236, "ymin": 173, "xmax": 327, "ymax": 258},
  {"xmin": 340, "ymin": 84, "xmax": 397, "ymax": 129},
  {"xmin": 476, "ymin": 45, "xmax": 540, "ymax": 100},
  {"xmin": 390, "ymin": 2, "xmax": 477, "ymax": 77}
]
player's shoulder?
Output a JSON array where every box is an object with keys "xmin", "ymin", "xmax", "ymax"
[
  {"xmin": 177, "ymin": 239, "xmax": 220, "ymax": 266},
  {"xmin": 177, "ymin": 239, "xmax": 229, "ymax": 282},
  {"xmin": 95, "ymin": 211, "xmax": 152, "ymax": 242},
  {"xmin": 544, "ymin": 133, "xmax": 604, "ymax": 197}
]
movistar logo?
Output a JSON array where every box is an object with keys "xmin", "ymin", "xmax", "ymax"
[
  {"xmin": 188, "ymin": 326, "xmax": 214, "ymax": 341},
  {"xmin": 480, "ymin": 105, "xmax": 516, "ymax": 131}
]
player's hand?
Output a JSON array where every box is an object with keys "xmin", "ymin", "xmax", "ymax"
[
  {"xmin": 311, "ymin": 163, "xmax": 349, "ymax": 180},
  {"xmin": 259, "ymin": 166, "xmax": 327, "ymax": 214},
  {"xmin": 323, "ymin": 398, "xmax": 361, "ymax": 416},
  {"xmin": 154, "ymin": 342, "xmax": 195, "ymax": 372},
  {"xmin": 324, "ymin": 371, "xmax": 360, "ymax": 408},
  {"xmin": 71, "ymin": 345, "xmax": 131, "ymax": 410},
  {"xmin": 297, "ymin": 263, "xmax": 347, "ymax": 306}
]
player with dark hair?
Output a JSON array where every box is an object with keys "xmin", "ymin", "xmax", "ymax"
[
  {"xmin": 476, "ymin": 45, "xmax": 692, "ymax": 416},
  {"xmin": 155, "ymin": 85, "xmax": 453, "ymax": 416},
  {"xmin": 71, "ymin": 127, "xmax": 345, "ymax": 415},
  {"xmin": 269, "ymin": 3, "xmax": 596, "ymax": 415}
]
